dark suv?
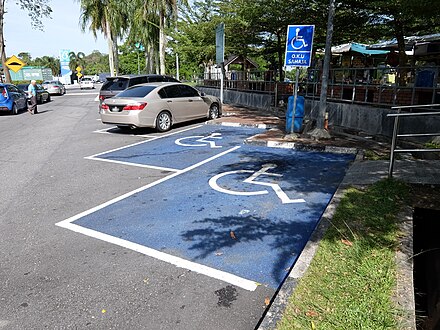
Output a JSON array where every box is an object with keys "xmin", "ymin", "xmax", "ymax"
[{"xmin": 98, "ymin": 74, "xmax": 179, "ymax": 103}]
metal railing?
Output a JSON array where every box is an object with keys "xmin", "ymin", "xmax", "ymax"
[
  {"xmin": 198, "ymin": 65, "xmax": 440, "ymax": 108},
  {"xmin": 388, "ymin": 104, "xmax": 440, "ymax": 178}
]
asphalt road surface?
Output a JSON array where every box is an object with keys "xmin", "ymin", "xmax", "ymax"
[{"xmin": 0, "ymin": 86, "xmax": 353, "ymax": 330}]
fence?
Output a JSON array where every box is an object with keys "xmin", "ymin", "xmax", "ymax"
[
  {"xmin": 387, "ymin": 104, "xmax": 440, "ymax": 178},
  {"xmin": 198, "ymin": 66, "xmax": 440, "ymax": 108}
]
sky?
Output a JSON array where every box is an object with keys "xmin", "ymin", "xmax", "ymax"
[{"xmin": 4, "ymin": 0, "xmax": 109, "ymax": 60}]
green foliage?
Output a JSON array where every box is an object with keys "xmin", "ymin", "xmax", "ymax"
[{"xmin": 15, "ymin": 0, "xmax": 52, "ymax": 31}]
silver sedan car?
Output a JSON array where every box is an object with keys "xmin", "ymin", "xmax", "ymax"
[
  {"xmin": 100, "ymin": 82, "xmax": 221, "ymax": 132},
  {"xmin": 42, "ymin": 80, "xmax": 66, "ymax": 95}
]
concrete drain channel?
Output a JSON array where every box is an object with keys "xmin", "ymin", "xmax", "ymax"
[{"xmin": 413, "ymin": 208, "xmax": 440, "ymax": 329}]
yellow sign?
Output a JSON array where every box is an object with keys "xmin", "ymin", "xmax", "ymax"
[
  {"xmin": 77, "ymin": 72, "xmax": 83, "ymax": 78},
  {"xmin": 5, "ymin": 55, "xmax": 25, "ymax": 73}
]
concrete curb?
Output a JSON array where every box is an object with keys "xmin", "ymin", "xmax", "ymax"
[
  {"xmin": 207, "ymin": 120, "xmax": 359, "ymax": 154},
  {"xmin": 207, "ymin": 120, "xmax": 280, "ymax": 130},
  {"xmin": 244, "ymin": 139, "xmax": 358, "ymax": 154}
]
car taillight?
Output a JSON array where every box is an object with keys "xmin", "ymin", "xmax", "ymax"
[
  {"xmin": 101, "ymin": 103, "xmax": 109, "ymax": 110},
  {"xmin": 99, "ymin": 95, "xmax": 106, "ymax": 101},
  {"xmin": 1, "ymin": 89, "xmax": 7, "ymax": 98},
  {"xmin": 123, "ymin": 103, "xmax": 147, "ymax": 110}
]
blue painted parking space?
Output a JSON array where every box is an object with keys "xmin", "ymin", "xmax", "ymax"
[
  {"xmin": 93, "ymin": 125, "xmax": 264, "ymax": 170},
  {"xmin": 73, "ymin": 142, "xmax": 354, "ymax": 289}
]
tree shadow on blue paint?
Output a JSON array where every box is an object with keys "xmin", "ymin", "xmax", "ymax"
[{"xmin": 181, "ymin": 203, "xmax": 324, "ymax": 288}]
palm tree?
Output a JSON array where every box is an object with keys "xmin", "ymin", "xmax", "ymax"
[
  {"xmin": 128, "ymin": 1, "xmax": 160, "ymax": 74},
  {"xmin": 141, "ymin": 0, "xmax": 185, "ymax": 75},
  {"xmin": 77, "ymin": 0, "xmax": 128, "ymax": 76},
  {"xmin": 68, "ymin": 52, "xmax": 86, "ymax": 74}
]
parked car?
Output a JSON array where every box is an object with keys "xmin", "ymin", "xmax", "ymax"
[
  {"xmin": 42, "ymin": 80, "xmax": 66, "ymax": 95},
  {"xmin": 17, "ymin": 84, "xmax": 51, "ymax": 104},
  {"xmin": 0, "ymin": 83, "xmax": 28, "ymax": 115},
  {"xmin": 100, "ymin": 82, "xmax": 221, "ymax": 132},
  {"xmin": 80, "ymin": 77, "xmax": 94, "ymax": 90},
  {"xmin": 98, "ymin": 74, "xmax": 179, "ymax": 104}
]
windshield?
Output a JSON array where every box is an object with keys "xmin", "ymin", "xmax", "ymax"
[
  {"xmin": 115, "ymin": 85, "xmax": 156, "ymax": 98},
  {"xmin": 101, "ymin": 78, "xmax": 129, "ymax": 91}
]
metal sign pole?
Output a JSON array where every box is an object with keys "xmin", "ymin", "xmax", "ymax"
[
  {"xmin": 290, "ymin": 67, "xmax": 300, "ymax": 134},
  {"xmin": 220, "ymin": 62, "xmax": 224, "ymax": 104}
]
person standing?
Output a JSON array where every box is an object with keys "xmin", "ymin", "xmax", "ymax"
[{"xmin": 27, "ymin": 80, "xmax": 38, "ymax": 114}]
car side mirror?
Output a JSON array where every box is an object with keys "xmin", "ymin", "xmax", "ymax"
[{"xmin": 199, "ymin": 92, "xmax": 205, "ymax": 96}]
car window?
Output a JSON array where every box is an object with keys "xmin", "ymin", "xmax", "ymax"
[
  {"xmin": 178, "ymin": 85, "xmax": 199, "ymax": 97},
  {"xmin": 157, "ymin": 88, "xmax": 168, "ymax": 99},
  {"xmin": 101, "ymin": 78, "xmax": 129, "ymax": 91},
  {"xmin": 8, "ymin": 85, "xmax": 19, "ymax": 93},
  {"xmin": 166, "ymin": 76, "xmax": 180, "ymax": 82},
  {"xmin": 115, "ymin": 85, "xmax": 156, "ymax": 98},
  {"xmin": 162, "ymin": 85, "xmax": 181, "ymax": 98},
  {"xmin": 147, "ymin": 76, "xmax": 162, "ymax": 83},
  {"xmin": 139, "ymin": 76, "xmax": 149, "ymax": 84},
  {"xmin": 128, "ymin": 77, "xmax": 144, "ymax": 86}
]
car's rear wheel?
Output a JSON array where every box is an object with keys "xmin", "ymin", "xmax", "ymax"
[
  {"xmin": 11, "ymin": 103, "xmax": 18, "ymax": 115},
  {"xmin": 209, "ymin": 103, "xmax": 219, "ymax": 120},
  {"xmin": 156, "ymin": 111, "xmax": 172, "ymax": 132}
]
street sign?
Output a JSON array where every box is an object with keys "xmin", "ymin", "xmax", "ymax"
[
  {"xmin": 59, "ymin": 49, "xmax": 71, "ymax": 78},
  {"xmin": 284, "ymin": 25, "xmax": 315, "ymax": 68},
  {"xmin": 215, "ymin": 23, "xmax": 225, "ymax": 64},
  {"xmin": 5, "ymin": 55, "xmax": 25, "ymax": 73}
]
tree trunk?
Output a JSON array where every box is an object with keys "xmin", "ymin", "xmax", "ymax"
[
  {"xmin": 113, "ymin": 39, "xmax": 119, "ymax": 76},
  {"xmin": 105, "ymin": 19, "xmax": 115, "ymax": 76},
  {"xmin": 394, "ymin": 13, "xmax": 408, "ymax": 86},
  {"xmin": 277, "ymin": 32, "xmax": 284, "ymax": 82},
  {"xmin": 0, "ymin": 0, "xmax": 11, "ymax": 83},
  {"xmin": 317, "ymin": 0, "xmax": 335, "ymax": 130},
  {"xmin": 159, "ymin": 11, "xmax": 166, "ymax": 75}
]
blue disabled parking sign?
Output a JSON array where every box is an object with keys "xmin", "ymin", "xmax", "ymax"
[{"xmin": 284, "ymin": 25, "xmax": 315, "ymax": 68}]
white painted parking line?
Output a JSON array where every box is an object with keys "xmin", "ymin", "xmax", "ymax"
[
  {"xmin": 88, "ymin": 125, "xmax": 204, "ymax": 159},
  {"xmin": 67, "ymin": 92, "xmax": 99, "ymax": 96},
  {"xmin": 57, "ymin": 145, "xmax": 259, "ymax": 291},
  {"xmin": 56, "ymin": 223, "xmax": 257, "ymax": 291},
  {"xmin": 85, "ymin": 157, "xmax": 180, "ymax": 172},
  {"xmin": 92, "ymin": 124, "xmax": 204, "ymax": 139}
]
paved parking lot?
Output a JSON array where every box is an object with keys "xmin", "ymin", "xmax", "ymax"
[
  {"xmin": 0, "ymin": 90, "xmax": 354, "ymax": 329},
  {"xmin": 58, "ymin": 124, "xmax": 354, "ymax": 291}
]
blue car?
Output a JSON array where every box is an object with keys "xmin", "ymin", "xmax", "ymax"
[{"xmin": 0, "ymin": 83, "xmax": 28, "ymax": 115}]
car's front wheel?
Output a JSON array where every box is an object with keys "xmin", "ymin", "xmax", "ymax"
[
  {"xmin": 156, "ymin": 111, "xmax": 172, "ymax": 132},
  {"xmin": 209, "ymin": 103, "xmax": 219, "ymax": 120}
]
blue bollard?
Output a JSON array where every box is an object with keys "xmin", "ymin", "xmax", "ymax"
[{"xmin": 286, "ymin": 95, "xmax": 305, "ymax": 133}]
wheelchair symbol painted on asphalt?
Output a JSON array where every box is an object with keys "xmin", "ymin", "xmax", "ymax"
[
  {"xmin": 209, "ymin": 163, "xmax": 306, "ymax": 204},
  {"xmin": 175, "ymin": 133, "xmax": 222, "ymax": 149}
]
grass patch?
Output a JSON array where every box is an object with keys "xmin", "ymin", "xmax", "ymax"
[
  {"xmin": 363, "ymin": 149, "xmax": 390, "ymax": 161},
  {"xmin": 277, "ymin": 179, "xmax": 409, "ymax": 330}
]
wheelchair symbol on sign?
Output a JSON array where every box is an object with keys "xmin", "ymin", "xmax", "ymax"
[
  {"xmin": 291, "ymin": 28, "xmax": 308, "ymax": 50},
  {"xmin": 175, "ymin": 133, "xmax": 222, "ymax": 149},
  {"xmin": 209, "ymin": 163, "xmax": 306, "ymax": 204}
]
